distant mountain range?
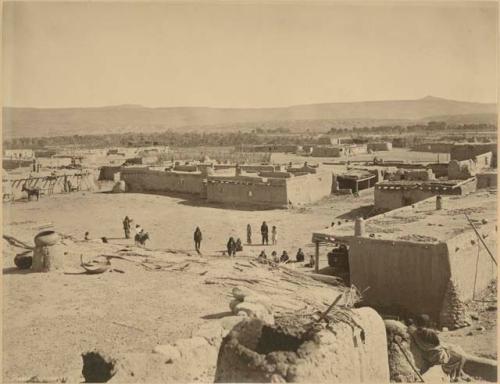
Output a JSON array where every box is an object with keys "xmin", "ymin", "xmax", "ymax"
[{"xmin": 3, "ymin": 96, "xmax": 497, "ymax": 139}]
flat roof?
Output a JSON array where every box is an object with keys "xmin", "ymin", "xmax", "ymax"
[{"xmin": 312, "ymin": 190, "xmax": 497, "ymax": 244}]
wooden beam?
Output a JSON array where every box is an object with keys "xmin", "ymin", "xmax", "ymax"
[{"xmin": 314, "ymin": 241, "xmax": 320, "ymax": 273}]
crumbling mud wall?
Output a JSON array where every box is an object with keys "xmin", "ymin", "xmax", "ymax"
[
  {"xmin": 349, "ymin": 239, "xmax": 451, "ymax": 321},
  {"xmin": 215, "ymin": 307, "xmax": 389, "ymax": 383},
  {"xmin": 286, "ymin": 172, "xmax": 332, "ymax": 206},
  {"xmin": 448, "ymin": 159, "xmax": 477, "ymax": 179},
  {"xmin": 121, "ymin": 168, "xmax": 206, "ymax": 196}
]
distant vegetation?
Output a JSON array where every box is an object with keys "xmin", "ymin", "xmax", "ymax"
[{"xmin": 3, "ymin": 122, "xmax": 495, "ymax": 150}]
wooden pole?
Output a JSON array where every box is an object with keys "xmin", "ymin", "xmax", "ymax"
[
  {"xmin": 464, "ymin": 214, "xmax": 497, "ymax": 266},
  {"xmin": 315, "ymin": 241, "xmax": 320, "ymax": 273}
]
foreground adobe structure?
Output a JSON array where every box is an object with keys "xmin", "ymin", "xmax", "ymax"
[{"xmin": 312, "ymin": 191, "xmax": 497, "ymax": 329}]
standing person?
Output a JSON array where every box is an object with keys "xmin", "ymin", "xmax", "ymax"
[
  {"xmin": 246, "ymin": 224, "xmax": 252, "ymax": 244},
  {"xmin": 261, "ymin": 221, "xmax": 269, "ymax": 245},
  {"xmin": 123, "ymin": 216, "xmax": 132, "ymax": 239},
  {"xmin": 271, "ymin": 226, "xmax": 278, "ymax": 245},
  {"xmin": 227, "ymin": 237, "xmax": 236, "ymax": 257},
  {"xmin": 194, "ymin": 227, "xmax": 202, "ymax": 253}
]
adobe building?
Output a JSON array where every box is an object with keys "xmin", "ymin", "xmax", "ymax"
[
  {"xmin": 120, "ymin": 167, "xmax": 206, "ymax": 196},
  {"xmin": 206, "ymin": 167, "xmax": 332, "ymax": 208},
  {"xmin": 311, "ymin": 145, "xmax": 345, "ymax": 157},
  {"xmin": 367, "ymin": 142, "xmax": 392, "ymax": 152},
  {"xmin": 236, "ymin": 144, "xmax": 302, "ymax": 153},
  {"xmin": 332, "ymin": 170, "xmax": 378, "ymax": 194},
  {"xmin": 411, "ymin": 142, "xmax": 454, "ymax": 153},
  {"xmin": 374, "ymin": 178, "xmax": 476, "ymax": 211},
  {"xmin": 451, "ymin": 142, "xmax": 497, "ymax": 166},
  {"xmin": 312, "ymin": 191, "xmax": 497, "ymax": 329},
  {"xmin": 120, "ymin": 164, "xmax": 333, "ymax": 208},
  {"xmin": 448, "ymin": 151, "xmax": 493, "ymax": 180}
]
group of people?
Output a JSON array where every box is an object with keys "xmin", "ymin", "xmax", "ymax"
[
  {"xmin": 247, "ymin": 222, "xmax": 278, "ymax": 245},
  {"xmin": 257, "ymin": 247, "xmax": 313, "ymax": 266},
  {"xmin": 123, "ymin": 216, "xmax": 148, "ymax": 245}
]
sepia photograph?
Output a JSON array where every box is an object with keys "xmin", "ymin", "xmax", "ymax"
[{"xmin": 1, "ymin": 1, "xmax": 498, "ymax": 382}]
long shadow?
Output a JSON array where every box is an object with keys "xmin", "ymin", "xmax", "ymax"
[
  {"xmin": 337, "ymin": 204, "xmax": 375, "ymax": 220},
  {"xmin": 201, "ymin": 311, "xmax": 234, "ymax": 320},
  {"xmin": 178, "ymin": 199, "xmax": 282, "ymax": 212},
  {"xmin": 3, "ymin": 267, "xmax": 34, "ymax": 275}
]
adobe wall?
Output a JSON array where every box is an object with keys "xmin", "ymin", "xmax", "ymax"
[
  {"xmin": 411, "ymin": 142, "xmax": 453, "ymax": 153},
  {"xmin": 428, "ymin": 163, "xmax": 449, "ymax": 178},
  {"xmin": 311, "ymin": 146, "xmax": 343, "ymax": 157},
  {"xmin": 374, "ymin": 188, "xmax": 440, "ymax": 211},
  {"xmin": 451, "ymin": 143, "xmax": 497, "ymax": 165},
  {"xmin": 347, "ymin": 144, "xmax": 368, "ymax": 155},
  {"xmin": 349, "ymin": 238, "xmax": 451, "ymax": 321},
  {"xmin": 367, "ymin": 142, "xmax": 392, "ymax": 151},
  {"xmin": 206, "ymin": 177, "xmax": 288, "ymax": 208},
  {"xmin": 477, "ymin": 171, "xmax": 497, "ymax": 189},
  {"xmin": 121, "ymin": 168, "xmax": 206, "ymax": 195},
  {"xmin": 215, "ymin": 308, "xmax": 389, "ymax": 383},
  {"xmin": 474, "ymin": 151, "xmax": 493, "ymax": 171},
  {"xmin": 99, "ymin": 166, "xmax": 122, "ymax": 181},
  {"xmin": 448, "ymin": 159, "xmax": 476, "ymax": 180},
  {"xmin": 445, "ymin": 224, "xmax": 497, "ymax": 302},
  {"xmin": 374, "ymin": 179, "xmax": 477, "ymax": 211},
  {"xmin": 286, "ymin": 171, "xmax": 332, "ymax": 205}
]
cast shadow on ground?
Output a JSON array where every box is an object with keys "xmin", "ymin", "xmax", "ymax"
[
  {"xmin": 201, "ymin": 311, "xmax": 235, "ymax": 320},
  {"xmin": 3, "ymin": 267, "xmax": 35, "ymax": 275},
  {"xmin": 336, "ymin": 204, "xmax": 375, "ymax": 220},
  {"xmin": 178, "ymin": 199, "xmax": 280, "ymax": 212}
]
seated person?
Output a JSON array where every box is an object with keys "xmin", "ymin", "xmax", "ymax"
[
  {"xmin": 409, "ymin": 314, "xmax": 467, "ymax": 382},
  {"xmin": 271, "ymin": 251, "xmax": 279, "ymax": 263},
  {"xmin": 296, "ymin": 248, "xmax": 305, "ymax": 262},
  {"xmin": 280, "ymin": 251, "xmax": 289, "ymax": 263},
  {"xmin": 235, "ymin": 238, "xmax": 243, "ymax": 252},
  {"xmin": 257, "ymin": 250, "xmax": 267, "ymax": 262},
  {"xmin": 304, "ymin": 254, "xmax": 315, "ymax": 268}
]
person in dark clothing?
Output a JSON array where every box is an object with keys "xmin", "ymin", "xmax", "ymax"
[
  {"xmin": 194, "ymin": 227, "xmax": 202, "ymax": 253},
  {"xmin": 261, "ymin": 221, "xmax": 269, "ymax": 245},
  {"xmin": 227, "ymin": 237, "xmax": 236, "ymax": 257},
  {"xmin": 280, "ymin": 251, "xmax": 289, "ymax": 263},
  {"xmin": 296, "ymin": 248, "xmax": 305, "ymax": 262},
  {"xmin": 123, "ymin": 216, "xmax": 132, "ymax": 239},
  {"xmin": 235, "ymin": 238, "xmax": 243, "ymax": 252}
]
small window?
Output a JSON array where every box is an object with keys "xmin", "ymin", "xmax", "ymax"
[{"xmin": 248, "ymin": 191, "xmax": 253, "ymax": 197}]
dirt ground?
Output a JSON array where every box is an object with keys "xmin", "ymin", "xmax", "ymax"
[
  {"xmin": 3, "ymin": 160, "xmax": 497, "ymax": 382},
  {"xmin": 2, "ymin": 190, "xmax": 371, "ymax": 382}
]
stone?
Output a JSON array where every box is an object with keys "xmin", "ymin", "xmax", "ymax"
[
  {"xmin": 470, "ymin": 313, "xmax": 479, "ymax": 321},
  {"xmin": 476, "ymin": 326, "xmax": 485, "ymax": 331},
  {"xmin": 152, "ymin": 345, "xmax": 181, "ymax": 361}
]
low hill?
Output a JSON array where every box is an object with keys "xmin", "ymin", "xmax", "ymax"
[{"xmin": 3, "ymin": 96, "xmax": 496, "ymax": 138}]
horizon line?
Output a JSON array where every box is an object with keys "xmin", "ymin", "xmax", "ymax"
[{"xmin": 3, "ymin": 95, "xmax": 497, "ymax": 110}]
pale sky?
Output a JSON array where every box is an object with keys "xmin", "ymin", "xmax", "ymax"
[{"xmin": 2, "ymin": 1, "xmax": 498, "ymax": 108}]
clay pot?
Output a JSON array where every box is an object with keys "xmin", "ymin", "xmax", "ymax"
[
  {"xmin": 34, "ymin": 230, "xmax": 59, "ymax": 247},
  {"xmin": 32, "ymin": 230, "xmax": 63, "ymax": 272},
  {"xmin": 14, "ymin": 251, "xmax": 33, "ymax": 269}
]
